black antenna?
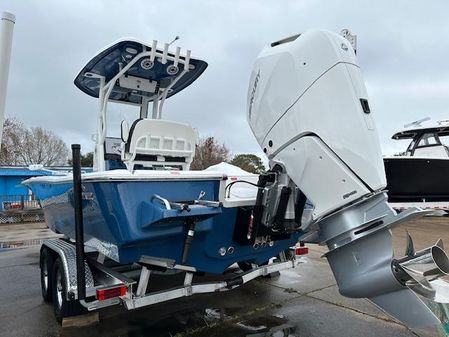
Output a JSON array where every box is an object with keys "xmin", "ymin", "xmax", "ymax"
[{"xmin": 168, "ymin": 36, "xmax": 180, "ymax": 47}]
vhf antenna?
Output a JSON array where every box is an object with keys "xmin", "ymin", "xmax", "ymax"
[{"xmin": 168, "ymin": 35, "xmax": 180, "ymax": 47}]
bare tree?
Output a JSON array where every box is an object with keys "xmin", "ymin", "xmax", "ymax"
[
  {"xmin": 190, "ymin": 136, "xmax": 230, "ymax": 170},
  {"xmin": 0, "ymin": 118, "xmax": 69, "ymax": 166},
  {"xmin": 0, "ymin": 118, "xmax": 20, "ymax": 165}
]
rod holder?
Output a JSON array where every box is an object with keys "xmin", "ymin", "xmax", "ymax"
[
  {"xmin": 72, "ymin": 144, "xmax": 86, "ymax": 300},
  {"xmin": 181, "ymin": 218, "xmax": 196, "ymax": 264}
]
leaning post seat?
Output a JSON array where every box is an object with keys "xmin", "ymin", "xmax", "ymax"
[{"xmin": 121, "ymin": 119, "xmax": 198, "ymax": 172}]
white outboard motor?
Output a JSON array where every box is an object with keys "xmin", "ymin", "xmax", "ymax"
[
  {"xmin": 248, "ymin": 29, "xmax": 449, "ymax": 327},
  {"xmin": 248, "ymin": 29, "xmax": 385, "ymax": 219}
]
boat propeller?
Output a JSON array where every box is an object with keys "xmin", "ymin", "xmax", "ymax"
[
  {"xmin": 317, "ymin": 193, "xmax": 449, "ymax": 327},
  {"xmin": 392, "ymin": 232, "xmax": 449, "ymax": 304}
]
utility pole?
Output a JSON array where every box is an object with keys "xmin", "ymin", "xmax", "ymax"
[{"xmin": 0, "ymin": 11, "xmax": 15, "ymax": 144}]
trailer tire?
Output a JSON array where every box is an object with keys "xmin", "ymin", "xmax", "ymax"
[
  {"xmin": 40, "ymin": 248, "xmax": 55, "ymax": 302},
  {"xmin": 52, "ymin": 257, "xmax": 86, "ymax": 322}
]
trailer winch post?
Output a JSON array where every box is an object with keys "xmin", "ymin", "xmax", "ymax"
[{"xmin": 72, "ymin": 144, "xmax": 86, "ymax": 300}]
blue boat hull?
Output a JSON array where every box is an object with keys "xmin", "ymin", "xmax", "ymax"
[{"xmin": 29, "ymin": 178, "xmax": 302, "ymax": 274}]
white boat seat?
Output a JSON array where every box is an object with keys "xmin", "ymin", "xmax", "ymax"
[{"xmin": 121, "ymin": 119, "xmax": 198, "ymax": 172}]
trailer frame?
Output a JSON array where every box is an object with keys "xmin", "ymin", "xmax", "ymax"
[{"xmin": 40, "ymin": 237, "xmax": 304, "ymax": 321}]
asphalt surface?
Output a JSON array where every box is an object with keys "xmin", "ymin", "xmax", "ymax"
[{"xmin": 0, "ymin": 219, "xmax": 448, "ymax": 337}]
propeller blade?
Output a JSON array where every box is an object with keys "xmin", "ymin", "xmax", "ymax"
[
  {"xmin": 407, "ymin": 282, "xmax": 436, "ymax": 299},
  {"xmin": 436, "ymin": 238, "xmax": 444, "ymax": 250},
  {"xmin": 430, "ymin": 279, "xmax": 449, "ymax": 303},
  {"xmin": 402, "ymin": 265, "xmax": 433, "ymax": 290},
  {"xmin": 405, "ymin": 230, "xmax": 415, "ymax": 257}
]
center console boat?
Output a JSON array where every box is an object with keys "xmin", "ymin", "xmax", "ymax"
[
  {"xmin": 23, "ymin": 30, "xmax": 449, "ymax": 328},
  {"xmin": 24, "ymin": 38, "xmax": 301, "ymax": 273}
]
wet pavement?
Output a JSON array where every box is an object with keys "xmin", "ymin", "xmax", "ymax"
[
  {"xmin": 0, "ymin": 222, "xmax": 61, "ymax": 250},
  {"xmin": 0, "ymin": 219, "xmax": 448, "ymax": 336}
]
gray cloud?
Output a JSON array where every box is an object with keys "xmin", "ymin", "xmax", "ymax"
[{"xmin": 2, "ymin": 0, "xmax": 449, "ymax": 158}]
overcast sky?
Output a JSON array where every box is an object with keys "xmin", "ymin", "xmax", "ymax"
[{"xmin": 2, "ymin": 0, "xmax": 449, "ymax": 159}]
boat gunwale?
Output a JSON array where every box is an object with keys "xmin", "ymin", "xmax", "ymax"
[{"xmin": 23, "ymin": 170, "xmax": 230, "ymax": 185}]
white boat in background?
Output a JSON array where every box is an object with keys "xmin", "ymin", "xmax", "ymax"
[{"xmin": 384, "ymin": 118, "xmax": 449, "ymax": 203}]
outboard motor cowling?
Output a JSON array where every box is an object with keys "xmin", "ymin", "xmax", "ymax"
[{"xmin": 247, "ymin": 29, "xmax": 385, "ymax": 220}]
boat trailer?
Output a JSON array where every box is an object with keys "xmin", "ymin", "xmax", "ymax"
[
  {"xmin": 40, "ymin": 238, "xmax": 304, "ymax": 318},
  {"xmin": 39, "ymin": 145, "xmax": 306, "ymax": 321}
]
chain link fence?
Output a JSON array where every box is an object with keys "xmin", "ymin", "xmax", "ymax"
[{"xmin": 0, "ymin": 194, "xmax": 44, "ymax": 223}]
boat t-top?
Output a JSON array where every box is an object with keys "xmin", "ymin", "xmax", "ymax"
[{"xmin": 384, "ymin": 117, "xmax": 449, "ymax": 203}]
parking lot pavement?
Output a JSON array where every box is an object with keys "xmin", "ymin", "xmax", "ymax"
[
  {"xmin": 0, "ymin": 218, "xmax": 447, "ymax": 336},
  {"xmin": 0, "ymin": 222, "xmax": 61, "ymax": 249}
]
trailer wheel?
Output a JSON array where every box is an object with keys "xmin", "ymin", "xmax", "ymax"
[
  {"xmin": 52, "ymin": 257, "xmax": 86, "ymax": 322},
  {"xmin": 40, "ymin": 248, "xmax": 54, "ymax": 302}
]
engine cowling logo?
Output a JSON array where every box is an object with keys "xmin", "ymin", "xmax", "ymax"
[
  {"xmin": 248, "ymin": 69, "xmax": 261, "ymax": 120},
  {"xmin": 343, "ymin": 190, "xmax": 357, "ymax": 199}
]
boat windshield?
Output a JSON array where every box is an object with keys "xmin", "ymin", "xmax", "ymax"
[
  {"xmin": 416, "ymin": 133, "xmax": 439, "ymax": 147},
  {"xmin": 439, "ymin": 135, "xmax": 449, "ymax": 147}
]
